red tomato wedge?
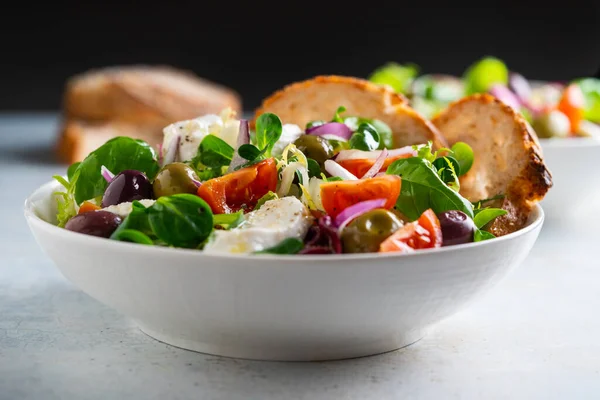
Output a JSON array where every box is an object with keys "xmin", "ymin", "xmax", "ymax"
[
  {"xmin": 337, "ymin": 154, "xmax": 413, "ymax": 178},
  {"xmin": 379, "ymin": 209, "xmax": 442, "ymax": 253},
  {"xmin": 197, "ymin": 158, "xmax": 278, "ymax": 214},
  {"xmin": 557, "ymin": 84, "xmax": 585, "ymax": 133},
  {"xmin": 320, "ymin": 175, "xmax": 401, "ymax": 218},
  {"xmin": 78, "ymin": 201, "xmax": 101, "ymax": 214}
]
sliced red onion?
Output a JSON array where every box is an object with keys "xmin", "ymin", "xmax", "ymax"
[
  {"xmin": 227, "ymin": 119, "xmax": 250, "ymax": 173},
  {"xmin": 307, "ymin": 122, "xmax": 352, "ymax": 139},
  {"xmin": 374, "ymin": 172, "xmax": 387, "ymax": 177},
  {"xmin": 162, "ymin": 134, "xmax": 180, "ymax": 166},
  {"xmin": 318, "ymin": 216, "xmax": 342, "ymax": 254},
  {"xmin": 388, "ymin": 145, "xmax": 419, "ymax": 158},
  {"xmin": 361, "ymin": 148, "xmax": 388, "ymax": 179},
  {"xmin": 100, "ymin": 165, "xmax": 114, "ymax": 183},
  {"xmin": 489, "ymin": 84, "xmax": 521, "ymax": 110},
  {"xmin": 191, "ymin": 178, "xmax": 202, "ymax": 188},
  {"xmin": 324, "ymin": 160, "xmax": 358, "ymax": 180},
  {"xmin": 334, "ymin": 198, "xmax": 387, "ymax": 233},
  {"xmin": 508, "ymin": 72, "xmax": 532, "ymax": 103},
  {"xmin": 335, "ymin": 145, "xmax": 417, "ymax": 162}
]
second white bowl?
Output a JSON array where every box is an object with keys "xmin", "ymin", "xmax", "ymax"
[{"xmin": 539, "ymin": 137, "xmax": 600, "ymax": 223}]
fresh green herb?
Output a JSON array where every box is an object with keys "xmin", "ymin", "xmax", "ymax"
[
  {"xmin": 368, "ymin": 62, "xmax": 419, "ymax": 93},
  {"xmin": 147, "ymin": 194, "xmax": 214, "ymax": 248},
  {"xmin": 198, "ymin": 135, "xmax": 234, "ymax": 168},
  {"xmin": 254, "ymin": 238, "xmax": 304, "ymax": 255},
  {"xmin": 234, "ymin": 143, "xmax": 268, "ymax": 170},
  {"xmin": 67, "ymin": 162, "xmax": 80, "ymax": 181},
  {"xmin": 71, "ymin": 136, "xmax": 159, "ymax": 204},
  {"xmin": 306, "ymin": 120, "xmax": 326, "ymax": 130},
  {"xmin": 331, "ymin": 106, "xmax": 347, "ymax": 123},
  {"xmin": 386, "ymin": 157, "xmax": 474, "ymax": 221},
  {"xmin": 432, "ymin": 156, "xmax": 460, "ymax": 191},
  {"xmin": 344, "ymin": 117, "xmax": 393, "ymax": 149},
  {"xmin": 574, "ymin": 78, "xmax": 600, "ymax": 122},
  {"xmin": 472, "ymin": 194, "xmax": 505, "ymax": 209},
  {"xmin": 450, "ymin": 142, "xmax": 474, "ymax": 176},
  {"xmin": 254, "ymin": 113, "xmax": 283, "ymax": 157},
  {"xmin": 321, "ymin": 173, "xmax": 343, "ymax": 182},
  {"xmin": 213, "ymin": 211, "xmax": 244, "ymax": 229},
  {"xmin": 111, "ymin": 229, "xmax": 154, "ymax": 245},
  {"xmin": 238, "ymin": 144, "xmax": 265, "ymax": 161},
  {"xmin": 109, "ymin": 201, "xmax": 153, "ymax": 240},
  {"xmin": 307, "ymin": 158, "xmax": 321, "ymax": 178},
  {"xmin": 194, "ymin": 166, "xmax": 223, "ymax": 181},
  {"xmin": 255, "ymin": 191, "xmax": 279, "ymax": 210},
  {"xmin": 415, "ymin": 141, "xmax": 438, "ymax": 163},
  {"xmin": 473, "ymin": 208, "xmax": 507, "ymax": 229},
  {"xmin": 52, "ymin": 169, "xmax": 80, "ymax": 227},
  {"xmin": 474, "ymin": 229, "xmax": 496, "ymax": 242},
  {"xmin": 463, "ymin": 56, "xmax": 508, "ymax": 95},
  {"xmin": 349, "ymin": 123, "xmax": 380, "ymax": 151}
]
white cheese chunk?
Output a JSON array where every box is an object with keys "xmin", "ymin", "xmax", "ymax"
[
  {"xmin": 162, "ymin": 110, "xmax": 240, "ymax": 163},
  {"xmin": 272, "ymin": 124, "xmax": 303, "ymax": 156},
  {"xmin": 203, "ymin": 196, "xmax": 313, "ymax": 254},
  {"xmin": 102, "ymin": 199, "xmax": 156, "ymax": 218}
]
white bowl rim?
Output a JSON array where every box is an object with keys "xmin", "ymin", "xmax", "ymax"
[
  {"xmin": 539, "ymin": 136, "xmax": 600, "ymax": 149},
  {"xmin": 24, "ymin": 178, "xmax": 544, "ymax": 262}
]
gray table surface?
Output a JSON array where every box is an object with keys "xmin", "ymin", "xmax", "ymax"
[{"xmin": 1, "ymin": 114, "xmax": 599, "ymax": 400}]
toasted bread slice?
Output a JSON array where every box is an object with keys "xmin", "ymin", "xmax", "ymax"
[
  {"xmin": 56, "ymin": 119, "xmax": 163, "ymax": 164},
  {"xmin": 64, "ymin": 65, "xmax": 242, "ymax": 126},
  {"xmin": 253, "ymin": 75, "xmax": 447, "ymax": 148},
  {"xmin": 432, "ymin": 94, "xmax": 552, "ymax": 236}
]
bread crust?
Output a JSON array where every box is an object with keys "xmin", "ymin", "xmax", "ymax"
[
  {"xmin": 253, "ymin": 75, "xmax": 447, "ymax": 148},
  {"xmin": 63, "ymin": 65, "xmax": 242, "ymax": 126},
  {"xmin": 58, "ymin": 65, "xmax": 242, "ymax": 164},
  {"xmin": 56, "ymin": 119, "xmax": 164, "ymax": 164},
  {"xmin": 432, "ymin": 94, "xmax": 553, "ymax": 235}
]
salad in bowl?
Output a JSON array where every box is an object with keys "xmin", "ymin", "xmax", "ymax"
[
  {"xmin": 369, "ymin": 56, "xmax": 600, "ymax": 139},
  {"xmin": 26, "ymin": 75, "xmax": 551, "ymax": 360},
  {"xmin": 50, "ymin": 76, "xmax": 551, "ymax": 256}
]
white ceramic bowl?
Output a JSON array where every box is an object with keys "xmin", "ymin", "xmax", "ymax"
[
  {"xmin": 539, "ymin": 137, "xmax": 600, "ymax": 223},
  {"xmin": 25, "ymin": 179, "xmax": 544, "ymax": 361}
]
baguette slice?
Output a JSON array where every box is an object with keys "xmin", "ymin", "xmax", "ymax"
[
  {"xmin": 63, "ymin": 65, "xmax": 242, "ymax": 126},
  {"xmin": 253, "ymin": 75, "xmax": 447, "ymax": 148},
  {"xmin": 432, "ymin": 94, "xmax": 553, "ymax": 236},
  {"xmin": 56, "ymin": 119, "xmax": 164, "ymax": 164}
]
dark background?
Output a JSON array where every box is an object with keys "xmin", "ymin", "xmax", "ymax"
[{"xmin": 3, "ymin": 2, "xmax": 600, "ymax": 112}]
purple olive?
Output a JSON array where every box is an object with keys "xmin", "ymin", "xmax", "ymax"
[
  {"xmin": 65, "ymin": 211, "xmax": 122, "ymax": 238},
  {"xmin": 102, "ymin": 170, "xmax": 153, "ymax": 207},
  {"xmin": 437, "ymin": 210, "xmax": 476, "ymax": 246}
]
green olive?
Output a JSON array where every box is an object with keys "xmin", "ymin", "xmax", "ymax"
[
  {"xmin": 293, "ymin": 135, "xmax": 334, "ymax": 168},
  {"xmin": 341, "ymin": 209, "xmax": 403, "ymax": 253},
  {"xmin": 532, "ymin": 110, "xmax": 570, "ymax": 138},
  {"xmin": 152, "ymin": 162, "xmax": 200, "ymax": 198}
]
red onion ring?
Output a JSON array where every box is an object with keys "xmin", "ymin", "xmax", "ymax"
[
  {"xmin": 306, "ymin": 122, "xmax": 352, "ymax": 139},
  {"xmin": 361, "ymin": 148, "xmax": 388, "ymax": 179}
]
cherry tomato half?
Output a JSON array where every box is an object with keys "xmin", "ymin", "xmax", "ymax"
[
  {"xmin": 320, "ymin": 175, "xmax": 401, "ymax": 219},
  {"xmin": 557, "ymin": 84, "xmax": 585, "ymax": 133},
  {"xmin": 197, "ymin": 158, "xmax": 278, "ymax": 214},
  {"xmin": 337, "ymin": 154, "xmax": 412, "ymax": 178},
  {"xmin": 379, "ymin": 209, "xmax": 443, "ymax": 253}
]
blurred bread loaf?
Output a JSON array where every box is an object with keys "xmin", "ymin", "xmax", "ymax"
[{"xmin": 57, "ymin": 65, "xmax": 242, "ymax": 163}]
